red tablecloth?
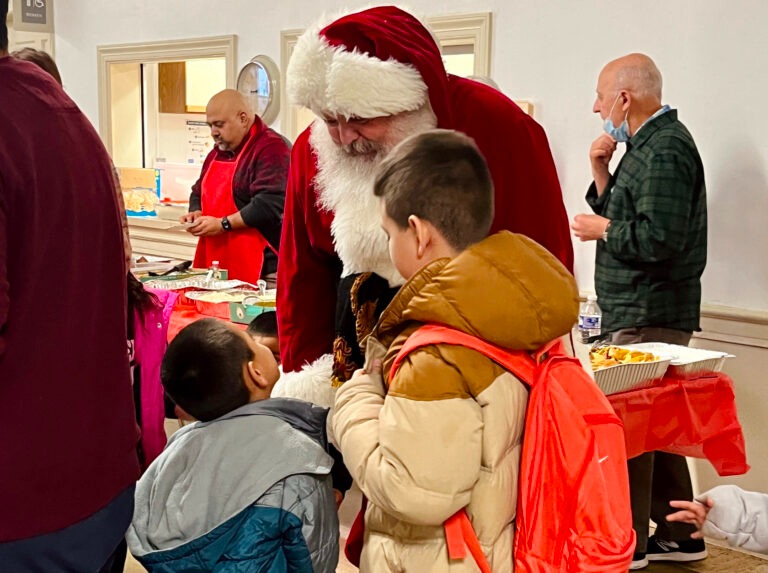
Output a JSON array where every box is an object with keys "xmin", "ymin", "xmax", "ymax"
[
  {"xmin": 166, "ymin": 295, "xmax": 245, "ymax": 341},
  {"xmin": 608, "ymin": 371, "xmax": 749, "ymax": 477}
]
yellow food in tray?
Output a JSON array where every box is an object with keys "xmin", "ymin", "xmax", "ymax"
[{"xmin": 590, "ymin": 346, "xmax": 658, "ymax": 370}]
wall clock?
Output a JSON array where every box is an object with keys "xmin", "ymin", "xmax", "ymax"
[{"xmin": 236, "ymin": 55, "xmax": 280, "ymax": 125}]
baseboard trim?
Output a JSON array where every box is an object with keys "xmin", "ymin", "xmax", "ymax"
[
  {"xmin": 697, "ymin": 304, "xmax": 768, "ymax": 349},
  {"xmin": 577, "ymin": 295, "xmax": 768, "ymax": 350}
]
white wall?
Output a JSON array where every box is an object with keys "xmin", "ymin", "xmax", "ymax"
[
  {"xmin": 185, "ymin": 57, "xmax": 226, "ymax": 110},
  {"xmin": 53, "ymin": 0, "xmax": 768, "ymax": 314},
  {"xmin": 109, "ymin": 62, "xmax": 142, "ymax": 168},
  {"xmin": 54, "ymin": 1, "xmax": 768, "ymax": 488}
]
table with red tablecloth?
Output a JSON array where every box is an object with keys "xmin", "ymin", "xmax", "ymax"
[
  {"xmin": 607, "ymin": 371, "xmax": 749, "ymax": 476},
  {"xmin": 165, "ymin": 292, "xmax": 246, "ymax": 341}
]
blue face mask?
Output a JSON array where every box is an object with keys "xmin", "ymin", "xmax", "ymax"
[{"xmin": 603, "ymin": 94, "xmax": 630, "ymax": 142}]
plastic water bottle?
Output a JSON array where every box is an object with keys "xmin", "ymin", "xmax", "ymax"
[
  {"xmin": 578, "ymin": 295, "xmax": 602, "ymax": 343},
  {"xmin": 206, "ymin": 260, "xmax": 221, "ymax": 283}
]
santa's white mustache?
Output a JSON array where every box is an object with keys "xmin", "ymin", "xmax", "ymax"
[{"xmin": 341, "ymin": 138, "xmax": 382, "ymax": 156}]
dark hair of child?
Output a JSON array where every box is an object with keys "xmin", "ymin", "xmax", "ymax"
[
  {"xmin": 246, "ymin": 311, "xmax": 277, "ymax": 337},
  {"xmin": 161, "ymin": 318, "xmax": 253, "ymax": 422},
  {"xmin": 373, "ymin": 129, "xmax": 494, "ymax": 250}
]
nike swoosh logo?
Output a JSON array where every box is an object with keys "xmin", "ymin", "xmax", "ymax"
[{"xmin": 598, "ymin": 456, "xmax": 609, "ymax": 463}]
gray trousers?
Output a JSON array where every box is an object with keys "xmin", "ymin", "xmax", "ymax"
[{"xmin": 609, "ymin": 326, "xmax": 697, "ymax": 553}]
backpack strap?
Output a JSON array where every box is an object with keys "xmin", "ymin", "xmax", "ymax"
[
  {"xmin": 389, "ymin": 324, "xmax": 563, "ymax": 572},
  {"xmin": 390, "ymin": 324, "xmax": 542, "ymax": 386},
  {"xmin": 445, "ymin": 509, "xmax": 492, "ymax": 573}
]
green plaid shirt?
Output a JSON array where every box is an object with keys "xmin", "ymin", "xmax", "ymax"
[{"xmin": 587, "ymin": 109, "xmax": 707, "ymax": 334}]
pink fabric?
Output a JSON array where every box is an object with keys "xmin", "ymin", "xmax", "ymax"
[
  {"xmin": 133, "ymin": 289, "xmax": 179, "ymax": 468},
  {"xmin": 608, "ymin": 371, "xmax": 749, "ymax": 477}
]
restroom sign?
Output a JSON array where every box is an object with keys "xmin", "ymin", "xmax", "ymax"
[
  {"xmin": 22, "ymin": 0, "xmax": 46, "ymax": 24},
  {"xmin": 12, "ymin": 0, "xmax": 54, "ymax": 32}
]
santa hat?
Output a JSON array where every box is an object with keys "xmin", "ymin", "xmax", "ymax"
[{"xmin": 287, "ymin": 6, "xmax": 450, "ymax": 121}]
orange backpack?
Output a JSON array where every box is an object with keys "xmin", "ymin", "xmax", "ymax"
[{"xmin": 380, "ymin": 324, "xmax": 635, "ymax": 572}]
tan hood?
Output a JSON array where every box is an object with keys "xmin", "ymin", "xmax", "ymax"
[{"xmin": 376, "ymin": 231, "xmax": 579, "ymax": 351}]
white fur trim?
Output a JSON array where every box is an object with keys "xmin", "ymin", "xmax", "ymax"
[
  {"xmin": 309, "ymin": 121, "xmax": 404, "ymax": 286},
  {"xmin": 287, "ymin": 23, "xmax": 428, "ymax": 118},
  {"xmin": 271, "ymin": 354, "xmax": 337, "ymax": 408}
]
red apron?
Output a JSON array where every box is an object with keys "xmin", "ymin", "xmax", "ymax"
[{"xmin": 193, "ymin": 144, "xmax": 267, "ymax": 283}]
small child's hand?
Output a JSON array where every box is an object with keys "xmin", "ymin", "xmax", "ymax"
[
  {"xmin": 353, "ymin": 359, "xmax": 382, "ymax": 379},
  {"xmin": 667, "ymin": 497, "xmax": 714, "ymax": 538},
  {"xmin": 333, "ymin": 488, "xmax": 344, "ymax": 509}
]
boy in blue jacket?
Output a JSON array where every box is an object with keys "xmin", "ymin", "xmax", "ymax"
[{"xmin": 126, "ymin": 318, "xmax": 339, "ymax": 572}]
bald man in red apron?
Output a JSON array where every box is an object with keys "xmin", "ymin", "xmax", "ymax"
[{"xmin": 182, "ymin": 89, "xmax": 290, "ymax": 284}]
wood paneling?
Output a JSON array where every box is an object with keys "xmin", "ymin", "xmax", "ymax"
[{"xmin": 158, "ymin": 62, "xmax": 186, "ymax": 114}]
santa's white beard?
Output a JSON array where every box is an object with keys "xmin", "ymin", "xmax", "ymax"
[{"xmin": 309, "ymin": 106, "xmax": 438, "ymax": 286}]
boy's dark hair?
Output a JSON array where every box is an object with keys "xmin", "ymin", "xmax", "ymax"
[
  {"xmin": 246, "ymin": 311, "xmax": 277, "ymax": 337},
  {"xmin": 11, "ymin": 47, "xmax": 62, "ymax": 85},
  {"xmin": 373, "ymin": 129, "xmax": 494, "ymax": 250},
  {"xmin": 161, "ymin": 318, "xmax": 252, "ymax": 422},
  {"xmin": 1, "ymin": 0, "xmax": 9, "ymax": 52}
]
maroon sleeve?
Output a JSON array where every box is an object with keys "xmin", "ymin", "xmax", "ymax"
[
  {"xmin": 277, "ymin": 129, "xmax": 341, "ymax": 372},
  {"xmin": 0, "ymin": 174, "xmax": 7, "ymax": 357},
  {"xmin": 237, "ymin": 134, "xmax": 290, "ymax": 248},
  {"xmin": 450, "ymin": 77, "xmax": 574, "ymax": 273}
]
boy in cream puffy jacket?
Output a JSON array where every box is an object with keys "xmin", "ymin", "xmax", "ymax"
[{"xmin": 333, "ymin": 130, "xmax": 579, "ymax": 572}]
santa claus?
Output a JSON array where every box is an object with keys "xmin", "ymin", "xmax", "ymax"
[{"xmin": 275, "ymin": 6, "xmax": 573, "ymax": 403}]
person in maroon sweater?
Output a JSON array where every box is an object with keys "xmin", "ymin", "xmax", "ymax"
[
  {"xmin": 0, "ymin": 2, "xmax": 141, "ymax": 569},
  {"xmin": 182, "ymin": 89, "xmax": 290, "ymax": 285},
  {"xmin": 275, "ymin": 6, "xmax": 573, "ymax": 404}
]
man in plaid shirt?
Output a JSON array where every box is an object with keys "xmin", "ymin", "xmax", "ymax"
[{"xmin": 572, "ymin": 53, "xmax": 708, "ymax": 570}]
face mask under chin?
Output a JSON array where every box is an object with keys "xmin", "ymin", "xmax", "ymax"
[{"xmin": 603, "ymin": 94, "xmax": 630, "ymax": 142}]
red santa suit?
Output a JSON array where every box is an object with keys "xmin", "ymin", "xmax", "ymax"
[{"xmin": 276, "ymin": 6, "xmax": 573, "ymax": 401}]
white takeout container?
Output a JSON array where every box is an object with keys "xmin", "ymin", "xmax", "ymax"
[
  {"xmin": 593, "ymin": 356, "xmax": 672, "ymax": 395},
  {"xmin": 619, "ymin": 342, "xmax": 734, "ymax": 377}
]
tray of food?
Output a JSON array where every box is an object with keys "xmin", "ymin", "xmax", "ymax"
[
  {"xmin": 241, "ymin": 289, "xmax": 276, "ymax": 308},
  {"xmin": 184, "ymin": 289, "xmax": 259, "ymax": 303},
  {"xmin": 141, "ymin": 277, "xmax": 248, "ymax": 291},
  {"xmin": 590, "ymin": 345, "xmax": 672, "ymax": 395},
  {"xmin": 619, "ymin": 343, "xmax": 733, "ymax": 377}
]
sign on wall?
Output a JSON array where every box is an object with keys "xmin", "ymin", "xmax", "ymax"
[{"xmin": 12, "ymin": 0, "xmax": 54, "ymax": 33}]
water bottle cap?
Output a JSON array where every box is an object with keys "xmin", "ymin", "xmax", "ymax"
[{"xmin": 587, "ymin": 294, "xmax": 598, "ymax": 301}]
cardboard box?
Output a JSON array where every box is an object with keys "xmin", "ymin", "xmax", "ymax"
[{"xmin": 229, "ymin": 301, "xmax": 272, "ymax": 325}]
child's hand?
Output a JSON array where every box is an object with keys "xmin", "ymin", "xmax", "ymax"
[
  {"xmin": 353, "ymin": 359, "xmax": 382, "ymax": 379},
  {"xmin": 667, "ymin": 497, "xmax": 714, "ymax": 538}
]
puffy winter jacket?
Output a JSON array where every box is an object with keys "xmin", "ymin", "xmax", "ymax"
[
  {"xmin": 333, "ymin": 232, "xmax": 579, "ymax": 572},
  {"xmin": 127, "ymin": 399, "xmax": 339, "ymax": 572}
]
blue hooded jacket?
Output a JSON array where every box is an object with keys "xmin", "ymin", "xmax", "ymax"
[{"xmin": 126, "ymin": 398, "xmax": 339, "ymax": 572}]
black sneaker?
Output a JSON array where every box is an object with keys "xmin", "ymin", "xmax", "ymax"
[
  {"xmin": 646, "ymin": 535, "xmax": 707, "ymax": 562},
  {"xmin": 629, "ymin": 552, "xmax": 648, "ymax": 570}
]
